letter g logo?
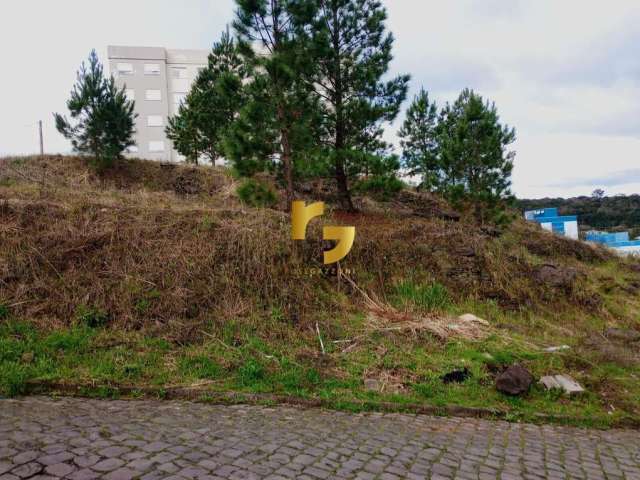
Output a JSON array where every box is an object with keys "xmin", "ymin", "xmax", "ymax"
[{"xmin": 291, "ymin": 201, "xmax": 355, "ymax": 264}]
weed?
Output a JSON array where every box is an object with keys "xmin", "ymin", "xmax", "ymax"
[
  {"xmin": 393, "ymin": 281, "xmax": 451, "ymax": 312},
  {"xmin": 238, "ymin": 358, "xmax": 265, "ymax": 387},
  {"xmin": 0, "ymin": 363, "xmax": 29, "ymax": 396}
]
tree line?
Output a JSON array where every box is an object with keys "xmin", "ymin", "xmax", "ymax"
[{"xmin": 55, "ymin": 0, "xmax": 516, "ymax": 220}]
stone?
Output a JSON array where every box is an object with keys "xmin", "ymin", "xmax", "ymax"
[
  {"xmin": 458, "ymin": 314, "xmax": 490, "ymax": 326},
  {"xmin": 540, "ymin": 375, "xmax": 585, "ymax": 395},
  {"xmin": 543, "ymin": 345, "xmax": 570, "ymax": 353},
  {"xmin": 441, "ymin": 368, "xmax": 471, "ymax": 384},
  {"xmin": 45, "ymin": 463, "xmax": 75, "ymax": 477},
  {"xmin": 535, "ymin": 264, "xmax": 577, "ymax": 289},
  {"xmin": 11, "ymin": 462, "xmax": 43, "ymax": 478},
  {"xmin": 496, "ymin": 365, "xmax": 534, "ymax": 395},
  {"xmin": 92, "ymin": 459, "xmax": 125, "ymax": 472}
]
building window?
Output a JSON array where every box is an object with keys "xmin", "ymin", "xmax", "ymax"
[
  {"xmin": 117, "ymin": 63, "xmax": 134, "ymax": 75},
  {"xmin": 144, "ymin": 63, "xmax": 161, "ymax": 75},
  {"xmin": 172, "ymin": 67, "xmax": 188, "ymax": 79},
  {"xmin": 125, "ymin": 89, "xmax": 135, "ymax": 100},
  {"xmin": 147, "ymin": 115, "xmax": 164, "ymax": 127},
  {"xmin": 145, "ymin": 89, "xmax": 162, "ymax": 101},
  {"xmin": 173, "ymin": 93, "xmax": 186, "ymax": 106},
  {"xmin": 149, "ymin": 141, "xmax": 165, "ymax": 152}
]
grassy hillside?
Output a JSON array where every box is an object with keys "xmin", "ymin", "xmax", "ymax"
[
  {"xmin": 1, "ymin": 156, "xmax": 639, "ymax": 426},
  {"xmin": 518, "ymin": 195, "xmax": 640, "ymax": 236}
]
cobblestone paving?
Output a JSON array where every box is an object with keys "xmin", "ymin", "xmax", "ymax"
[{"xmin": 0, "ymin": 397, "xmax": 639, "ymax": 480}]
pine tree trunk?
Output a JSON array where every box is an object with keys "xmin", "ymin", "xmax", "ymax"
[
  {"xmin": 332, "ymin": 1, "xmax": 355, "ymax": 213},
  {"xmin": 281, "ymin": 126, "xmax": 294, "ymax": 211}
]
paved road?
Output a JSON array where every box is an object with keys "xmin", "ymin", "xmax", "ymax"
[{"xmin": 0, "ymin": 397, "xmax": 638, "ymax": 480}]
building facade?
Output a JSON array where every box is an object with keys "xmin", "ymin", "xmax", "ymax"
[
  {"xmin": 524, "ymin": 208, "xmax": 579, "ymax": 240},
  {"xmin": 107, "ymin": 46, "xmax": 209, "ymax": 162},
  {"xmin": 585, "ymin": 231, "xmax": 640, "ymax": 255}
]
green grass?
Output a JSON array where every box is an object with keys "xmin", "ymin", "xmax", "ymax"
[
  {"xmin": 392, "ymin": 280, "xmax": 452, "ymax": 312},
  {"xmin": 0, "ymin": 316, "xmax": 638, "ymax": 428}
]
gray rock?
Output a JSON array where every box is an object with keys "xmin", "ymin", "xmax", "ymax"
[
  {"xmin": 496, "ymin": 365, "xmax": 533, "ymax": 396},
  {"xmin": 535, "ymin": 264, "xmax": 577, "ymax": 288},
  {"xmin": 540, "ymin": 374, "xmax": 585, "ymax": 395}
]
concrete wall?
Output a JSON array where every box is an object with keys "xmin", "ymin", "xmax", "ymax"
[
  {"xmin": 108, "ymin": 46, "xmax": 208, "ymax": 162},
  {"xmin": 564, "ymin": 220, "xmax": 579, "ymax": 240}
]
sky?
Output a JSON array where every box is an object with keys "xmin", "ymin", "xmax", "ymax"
[{"xmin": 1, "ymin": 0, "xmax": 639, "ymax": 198}]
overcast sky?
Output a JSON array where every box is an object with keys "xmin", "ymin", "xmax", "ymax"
[{"xmin": 1, "ymin": 1, "xmax": 638, "ymax": 198}]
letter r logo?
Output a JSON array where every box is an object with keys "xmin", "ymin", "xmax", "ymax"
[
  {"xmin": 291, "ymin": 201, "xmax": 324, "ymax": 240},
  {"xmin": 291, "ymin": 201, "xmax": 356, "ymax": 264}
]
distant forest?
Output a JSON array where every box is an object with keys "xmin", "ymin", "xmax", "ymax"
[{"xmin": 517, "ymin": 194, "xmax": 640, "ymax": 237}]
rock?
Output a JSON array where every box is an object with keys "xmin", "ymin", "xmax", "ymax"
[
  {"xmin": 364, "ymin": 378, "xmax": 380, "ymax": 391},
  {"xmin": 535, "ymin": 264, "xmax": 577, "ymax": 289},
  {"xmin": 543, "ymin": 345, "xmax": 570, "ymax": 353},
  {"xmin": 441, "ymin": 368, "xmax": 470, "ymax": 384},
  {"xmin": 458, "ymin": 313, "xmax": 489, "ymax": 326},
  {"xmin": 604, "ymin": 328, "xmax": 640, "ymax": 343},
  {"xmin": 495, "ymin": 365, "xmax": 533, "ymax": 396},
  {"xmin": 540, "ymin": 374, "xmax": 585, "ymax": 395}
]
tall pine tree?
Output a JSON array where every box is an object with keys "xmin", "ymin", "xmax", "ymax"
[
  {"xmin": 166, "ymin": 30, "xmax": 247, "ymax": 165},
  {"xmin": 54, "ymin": 50, "xmax": 136, "ymax": 170},
  {"xmin": 309, "ymin": 0, "xmax": 409, "ymax": 210},
  {"xmin": 436, "ymin": 88, "xmax": 516, "ymax": 222},
  {"xmin": 398, "ymin": 88, "xmax": 439, "ymax": 190},
  {"xmin": 230, "ymin": 0, "xmax": 319, "ymax": 207}
]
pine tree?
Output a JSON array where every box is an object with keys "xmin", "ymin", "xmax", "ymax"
[
  {"xmin": 231, "ymin": 0, "xmax": 319, "ymax": 207},
  {"xmin": 309, "ymin": 0, "xmax": 409, "ymax": 210},
  {"xmin": 54, "ymin": 50, "xmax": 136, "ymax": 170},
  {"xmin": 436, "ymin": 88, "xmax": 516, "ymax": 221},
  {"xmin": 166, "ymin": 30, "xmax": 247, "ymax": 165},
  {"xmin": 398, "ymin": 88, "xmax": 439, "ymax": 190}
]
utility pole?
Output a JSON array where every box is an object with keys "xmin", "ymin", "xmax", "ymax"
[{"xmin": 38, "ymin": 120, "xmax": 44, "ymax": 156}]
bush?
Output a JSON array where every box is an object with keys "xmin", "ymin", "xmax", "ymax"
[
  {"xmin": 354, "ymin": 175, "xmax": 404, "ymax": 200},
  {"xmin": 237, "ymin": 179, "xmax": 277, "ymax": 207},
  {"xmin": 393, "ymin": 281, "xmax": 451, "ymax": 312}
]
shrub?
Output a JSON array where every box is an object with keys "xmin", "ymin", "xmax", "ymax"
[
  {"xmin": 236, "ymin": 179, "xmax": 277, "ymax": 208},
  {"xmin": 0, "ymin": 304, "xmax": 9, "ymax": 320},
  {"xmin": 354, "ymin": 175, "xmax": 404, "ymax": 200},
  {"xmin": 393, "ymin": 281, "xmax": 451, "ymax": 312}
]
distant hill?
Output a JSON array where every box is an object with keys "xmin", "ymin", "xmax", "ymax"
[{"xmin": 517, "ymin": 195, "xmax": 640, "ymax": 236}]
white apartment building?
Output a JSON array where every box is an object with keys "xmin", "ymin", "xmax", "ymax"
[{"xmin": 107, "ymin": 46, "xmax": 209, "ymax": 162}]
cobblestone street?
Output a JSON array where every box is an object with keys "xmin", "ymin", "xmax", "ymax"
[{"xmin": 0, "ymin": 397, "xmax": 638, "ymax": 480}]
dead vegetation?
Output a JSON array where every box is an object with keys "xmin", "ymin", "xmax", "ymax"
[{"xmin": 0, "ymin": 155, "xmax": 637, "ymax": 345}]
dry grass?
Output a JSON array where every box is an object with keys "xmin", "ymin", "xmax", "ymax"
[{"xmin": 0, "ymin": 155, "xmax": 635, "ymax": 344}]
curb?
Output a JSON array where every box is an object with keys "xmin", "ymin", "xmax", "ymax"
[{"xmin": 20, "ymin": 380, "xmax": 640, "ymax": 430}]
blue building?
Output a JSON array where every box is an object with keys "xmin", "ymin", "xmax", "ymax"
[
  {"xmin": 524, "ymin": 208, "xmax": 579, "ymax": 239},
  {"xmin": 585, "ymin": 231, "xmax": 640, "ymax": 255}
]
